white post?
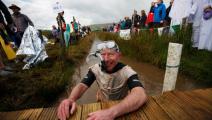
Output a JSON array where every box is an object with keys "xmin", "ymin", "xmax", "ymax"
[{"xmin": 162, "ymin": 42, "xmax": 183, "ymax": 93}]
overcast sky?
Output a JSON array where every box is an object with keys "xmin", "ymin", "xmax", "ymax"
[{"xmin": 4, "ymin": 0, "xmax": 171, "ymax": 30}]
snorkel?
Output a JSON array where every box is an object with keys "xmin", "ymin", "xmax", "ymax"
[
  {"xmin": 86, "ymin": 41, "xmax": 119, "ymax": 72},
  {"xmin": 86, "ymin": 51, "xmax": 107, "ymax": 72}
]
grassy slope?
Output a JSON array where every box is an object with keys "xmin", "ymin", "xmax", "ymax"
[{"xmin": 0, "ymin": 33, "xmax": 95, "ymax": 111}]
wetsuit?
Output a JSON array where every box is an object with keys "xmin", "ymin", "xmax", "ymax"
[{"xmin": 81, "ymin": 62, "xmax": 143, "ymax": 101}]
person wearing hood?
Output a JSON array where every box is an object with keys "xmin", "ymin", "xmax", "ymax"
[
  {"xmin": 198, "ymin": 1, "xmax": 212, "ymax": 51},
  {"xmin": 9, "ymin": 4, "xmax": 34, "ymax": 48},
  {"xmin": 190, "ymin": 0, "xmax": 209, "ymax": 48}
]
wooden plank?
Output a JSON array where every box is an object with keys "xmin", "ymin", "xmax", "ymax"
[
  {"xmin": 0, "ymin": 112, "xmax": 6, "ymax": 118},
  {"xmin": 173, "ymin": 91, "xmax": 212, "ymax": 119},
  {"xmin": 188, "ymin": 89, "xmax": 212, "ymax": 104},
  {"xmin": 17, "ymin": 109, "xmax": 35, "ymax": 120},
  {"xmin": 28, "ymin": 108, "xmax": 43, "ymax": 120},
  {"xmin": 183, "ymin": 90, "xmax": 212, "ymax": 112},
  {"xmin": 69, "ymin": 105, "xmax": 82, "ymax": 120},
  {"xmin": 81, "ymin": 102, "xmax": 101, "ymax": 120},
  {"xmin": 153, "ymin": 92, "xmax": 193, "ymax": 120},
  {"xmin": 119, "ymin": 109, "xmax": 149, "ymax": 120},
  {"xmin": 101, "ymin": 100, "xmax": 149, "ymax": 120},
  {"xmin": 101, "ymin": 101, "xmax": 124, "ymax": 120},
  {"xmin": 48, "ymin": 107, "xmax": 58, "ymax": 120},
  {"xmin": 101, "ymin": 101, "xmax": 119, "ymax": 109},
  {"xmin": 165, "ymin": 91, "xmax": 211, "ymax": 120},
  {"xmin": 1, "ymin": 88, "xmax": 212, "ymax": 120},
  {"xmin": 142, "ymin": 97, "xmax": 171, "ymax": 120},
  {"xmin": 37, "ymin": 108, "xmax": 53, "ymax": 120},
  {"xmin": 2, "ymin": 110, "xmax": 22, "ymax": 120}
]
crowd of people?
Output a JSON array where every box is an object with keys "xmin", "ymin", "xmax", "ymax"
[
  {"xmin": 107, "ymin": 0, "xmax": 172, "ymax": 33},
  {"xmin": 0, "ymin": 1, "xmax": 92, "ymax": 76},
  {"xmin": 0, "ymin": 1, "xmax": 35, "ymax": 76},
  {"xmin": 52, "ymin": 13, "xmax": 91, "ymax": 47},
  {"xmin": 106, "ymin": 0, "xmax": 212, "ymax": 51},
  {"xmin": 1, "ymin": 0, "xmax": 212, "ymax": 119}
]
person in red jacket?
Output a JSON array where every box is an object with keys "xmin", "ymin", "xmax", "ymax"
[{"xmin": 146, "ymin": 2, "xmax": 155, "ymax": 28}]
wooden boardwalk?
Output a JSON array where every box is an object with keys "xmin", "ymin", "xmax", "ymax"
[{"xmin": 0, "ymin": 88, "xmax": 212, "ymax": 120}]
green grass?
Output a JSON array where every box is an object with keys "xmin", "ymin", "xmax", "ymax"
[
  {"xmin": 96, "ymin": 26, "xmax": 212, "ymax": 85},
  {"xmin": 0, "ymin": 33, "xmax": 95, "ymax": 111}
]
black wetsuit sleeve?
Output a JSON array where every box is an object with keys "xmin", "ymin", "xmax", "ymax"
[
  {"xmin": 127, "ymin": 74, "xmax": 144, "ymax": 90},
  {"xmin": 80, "ymin": 69, "xmax": 96, "ymax": 87}
]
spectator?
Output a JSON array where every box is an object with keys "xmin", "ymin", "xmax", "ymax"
[
  {"xmin": 125, "ymin": 17, "xmax": 132, "ymax": 29},
  {"xmin": 72, "ymin": 17, "xmax": 78, "ymax": 33},
  {"xmin": 146, "ymin": 2, "xmax": 155, "ymax": 28},
  {"xmin": 198, "ymin": 1, "xmax": 212, "ymax": 51},
  {"xmin": 165, "ymin": 0, "xmax": 174, "ymax": 26},
  {"xmin": 120, "ymin": 19, "xmax": 126, "ymax": 30},
  {"xmin": 9, "ymin": 4, "xmax": 34, "ymax": 48},
  {"xmin": 153, "ymin": 0, "xmax": 166, "ymax": 27},
  {"xmin": 56, "ymin": 11, "xmax": 66, "ymax": 46},
  {"xmin": 51, "ymin": 25, "xmax": 59, "ymax": 43},
  {"xmin": 140, "ymin": 10, "xmax": 147, "ymax": 28},
  {"xmin": 0, "ymin": 0, "xmax": 14, "ymax": 76},
  {"xmin": 132, "ymin": 10, "xmax": 140, "ymax": 31},
  {"xmin": 190, "ymin": 0, "xmax": 207, "ymax": 48}
]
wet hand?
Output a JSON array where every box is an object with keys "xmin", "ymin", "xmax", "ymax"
[
  {"xmin": 57, "ymin": 99, "xmax": 77, "ymax": 120},
  {"xmin": 87, "ymin": 109, "xmax": 115, "ymax": 120}
]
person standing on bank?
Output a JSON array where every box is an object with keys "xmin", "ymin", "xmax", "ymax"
[
  {"xmin": 57, "ymin": 41, "xmax": 147, "ymax": 120},
  {"xmin": 0, "ymin": 0, "xmax": 15, "ymax": 76},
  {"xmin": 153, "ymin": 0, "xmax": 166, "ymax": 27},
  {"xmin": 9, "ymin": 4, "xmax": 34, "ymax": 48},
  {"xmin": 140, "ymin": 10, "xmax": 147, "ymax": 28},
  {"xmin": 132, "ymin": 10, "xmax": 141, "ymax": 32}
]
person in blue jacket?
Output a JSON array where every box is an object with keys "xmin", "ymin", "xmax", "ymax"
[{"xmin": 153, "ymin": 0, "xmax": 166, "ymax": 27}]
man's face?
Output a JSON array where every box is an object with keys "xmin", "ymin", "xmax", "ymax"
[
  {"xmin": 100, "ymin": 48, "xmax": 121, "ymax": 72},
  {"xmin": 157, "ymin": 0, "xmax": 162, "ymax": 3},
  {"xmin": 11, "ymin": 8, "xmax": 19, "ymax": 13},
  {"xmin": 170, "ymin": 0, "xmax": 174, "ymax": 5},
  {"xmin": 134, "ymin": 10, "xmax": 137, "ymax": 14}
]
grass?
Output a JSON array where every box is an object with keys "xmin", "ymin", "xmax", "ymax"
[
  {"xmin": 0, "ymin": 33, "xmax": 95, "ymax": 111},
  {"xmin": 96, "ymin": 26, "xmax": 212, "ymax": 85}
]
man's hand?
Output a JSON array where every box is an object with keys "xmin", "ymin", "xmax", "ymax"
[
  {"xmin": 0, "ymin": 23, "xmax": 5, "ymax": 29},
  {"xmin": 8, "ymin": 24, "xmax": 17, "ymax": 32},
  {"xmin": 57, "ymin": 99, "xmax": 77, "ymax": 120},
  {"xmin": 87, "ymin": 109, "xmax": 115, "ymax": 120}
]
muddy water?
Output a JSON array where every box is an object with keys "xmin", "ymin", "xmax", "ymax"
[
  {"xmin": 71, "ymin": 40, "xmax": 101, "ymax": 104},
  {"xmin": 70, "ymin": 39, "xmax": 208, "ymax": 104}
]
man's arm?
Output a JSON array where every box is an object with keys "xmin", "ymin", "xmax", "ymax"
[
  {"xmin": 109, "ymin": 87, "xmax": 147, "ymax": 117},
  {"xmin": 0, "ymin": 1, "xmax": 13, "ymax": 25},
  {"xmin": 24, "ymin": 15, "xmax": 34, "ymax": 26},
  {"xmin": 58, "ymin": 69, "xmax": 96, "ymax": 120},
  {"xmin": 57, "ymin": 83, "xmax": 88, "ymax": 120},
  {"xmin": 68, "ymin": 83, "xmax": 88, "ymax": 101},
  {"xmin": 87, "ymin": 87, "xmax": 147, "ymax": 120}
]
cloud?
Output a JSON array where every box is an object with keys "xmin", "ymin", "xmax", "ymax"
[{"xmin": 4, "ymin": 0, "xmax": 170, "ymax": 29}]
